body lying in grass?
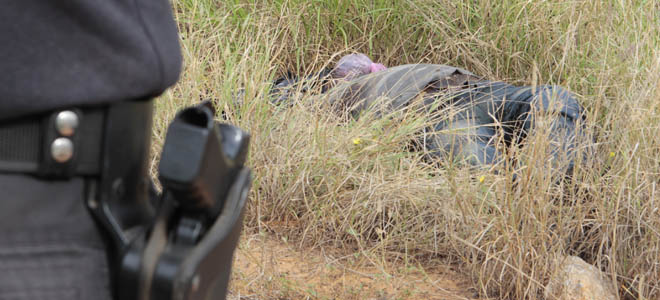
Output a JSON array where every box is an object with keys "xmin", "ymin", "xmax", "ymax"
[{"xmin": 271, "ymin": 54, "xmax": 588, "ymax": 175}]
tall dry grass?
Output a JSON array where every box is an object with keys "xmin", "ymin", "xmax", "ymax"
[{"xmin": 154, "ymin": 0, "xmax": 660, "ymax": 298}]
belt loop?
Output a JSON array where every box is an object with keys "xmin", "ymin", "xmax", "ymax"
[{"xmin": 39, "ymin": 109, "xmax": 82, "ymax": 178}]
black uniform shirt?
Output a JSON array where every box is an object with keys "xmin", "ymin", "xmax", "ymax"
[{"xmin": 0, "ymin": 0, "xmax": 182, "ymax": 121}]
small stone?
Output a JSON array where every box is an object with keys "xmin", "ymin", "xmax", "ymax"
[{"xmin": 544, "ymin": 256, "xmax": 618, "ymax": 300}]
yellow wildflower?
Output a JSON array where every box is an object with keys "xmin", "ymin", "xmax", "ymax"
[
  {"xmin": 479, "ymin": 175, "xmax": 485, "ymax": 183},
  {"xmin": 352, "ymin": 137, "xmax": 362, "ymax": 145},
  {"xmin": 609, "ymin": 151, "xmax": 616, "ymax": 158}
]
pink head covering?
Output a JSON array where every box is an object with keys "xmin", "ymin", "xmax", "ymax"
[
  {"xmin": 332, "ymin": 53, "xmax": 387, "ymax": 80},
  {"xmin": 369, "ymin": 63, "xmax": 386, "ymax": 73}
]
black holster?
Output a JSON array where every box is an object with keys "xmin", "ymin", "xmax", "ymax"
[
  {"xmin": 85, "ymin": 100, "xmax": 251, "ymax": 300},
  {"xmin": 0, "ymin": 99, "xmax": 250, "ymax": 300}
]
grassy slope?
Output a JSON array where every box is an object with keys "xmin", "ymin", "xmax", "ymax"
[{"xmin": 157, "ymin": 0, "xmax": 660, "ymax": 298}]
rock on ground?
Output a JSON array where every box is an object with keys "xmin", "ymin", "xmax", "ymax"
[{"xmin": 544, "ymin": 255, "xmax": 618, "ymax": 300}]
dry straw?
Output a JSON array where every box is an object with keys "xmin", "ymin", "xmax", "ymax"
[{"xmin": 153, "ymin": 1, "xmax": 660, "ymax": 298}]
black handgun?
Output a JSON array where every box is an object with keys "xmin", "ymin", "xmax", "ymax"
[{"xmin": 88, "ymin": 101, "xmax": 251, "ymax": 300}]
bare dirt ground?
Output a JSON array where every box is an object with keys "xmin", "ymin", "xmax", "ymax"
[{"xmin": 229, "ymin": 234, "xmax": 488, "ymax": 300}]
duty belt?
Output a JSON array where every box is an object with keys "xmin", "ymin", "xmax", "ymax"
[
  {"xmin": 0, "ymin": 100, "xmax": 151, "ymax": 178},
  {"xmin": 0, "ymin": 99, "xmax": 252, "ymax": 300}
]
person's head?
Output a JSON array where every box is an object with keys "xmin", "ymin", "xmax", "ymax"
[{"xmin": 331, "ymin": 53, "xmax": 386, "ymax": 80}]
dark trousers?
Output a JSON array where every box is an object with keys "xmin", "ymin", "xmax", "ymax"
[
  {"xmin": 425, "ymin": 81, "xmax": 586, "ymax": 173},
  {"xmin": 0, "ymin": 174, "xmax": 111, "ymax": 300}
]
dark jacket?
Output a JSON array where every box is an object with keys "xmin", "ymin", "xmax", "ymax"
[
  {"xmin": 0, "ymin": 0, "xmax": 182, "ymax": 121},
  {"xmin": 0, "ymin": 3, "xmax": 181, "ymax": 299},
  {"xmin": 276, "ymin": 64, "xmax": 587, "ymax": 173}
]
